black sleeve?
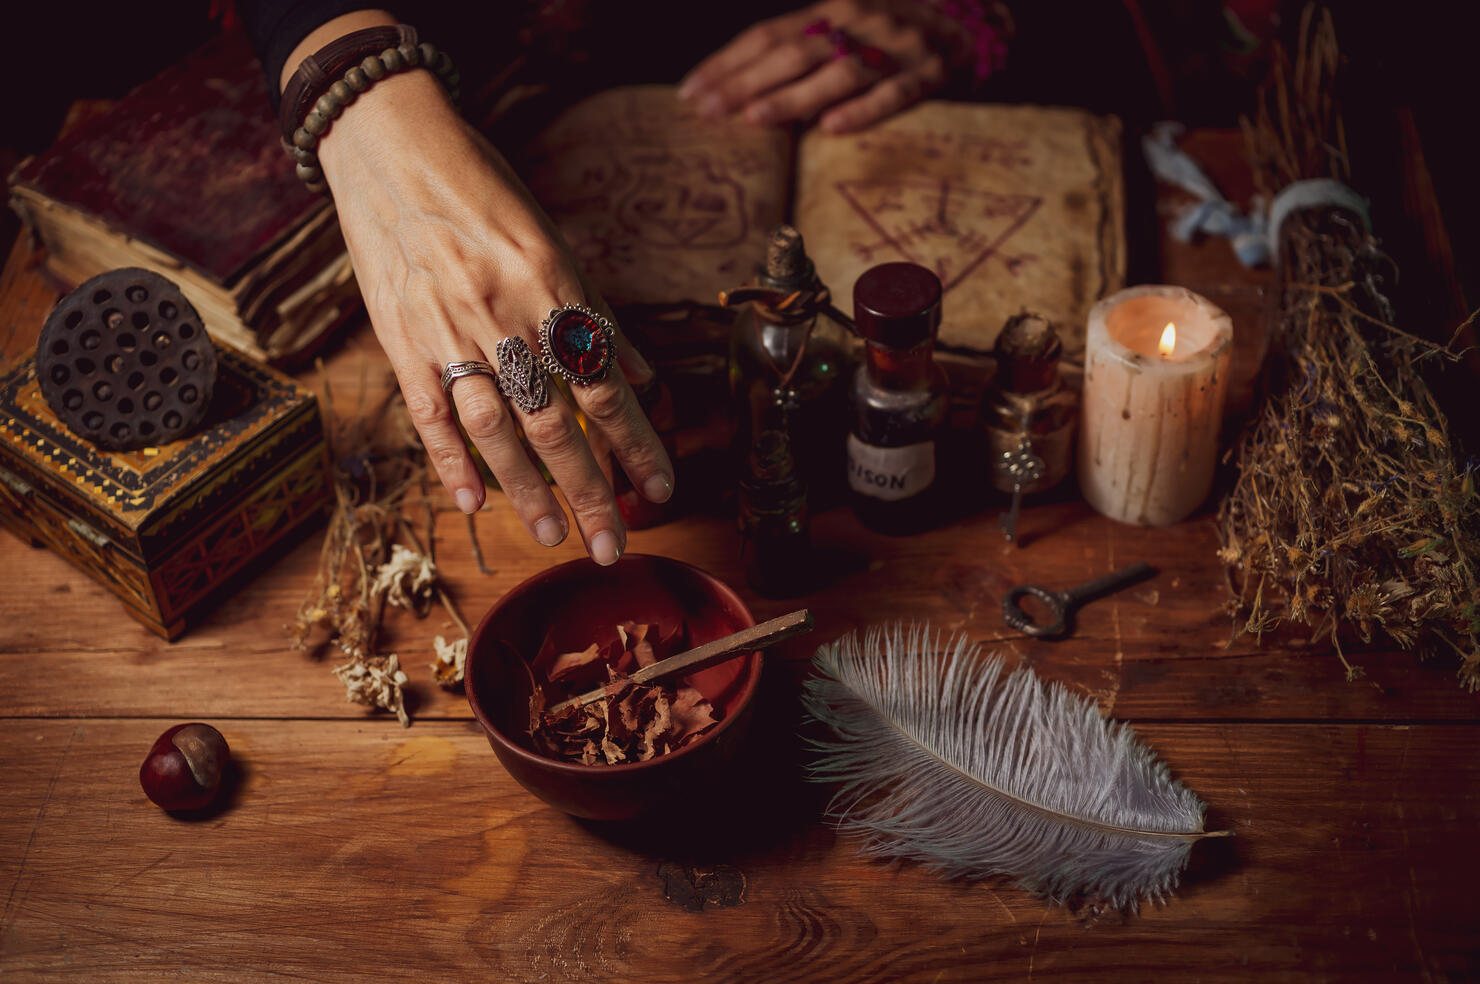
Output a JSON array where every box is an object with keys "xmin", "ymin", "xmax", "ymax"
[{"xmin": 237, "ymin": 0, "xmax": 390, "ymax": 111}]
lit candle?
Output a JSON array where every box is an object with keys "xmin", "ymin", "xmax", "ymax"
[{"xmin": 1079, "ymin": 285, "xmax": 1232, "ymax": 526}]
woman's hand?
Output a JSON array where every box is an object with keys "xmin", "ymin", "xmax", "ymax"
[
  {"xmin": 316, "ymin": 69, "xmax": 673, "ymax": 566},
  {"xmin": 678, "ymin": 0, "xmax": 976, "ymax": 134}
]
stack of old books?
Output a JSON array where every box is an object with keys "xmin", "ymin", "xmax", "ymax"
[{"xmin": 7, "ymin": 32, "xmax": 360, "ymax": 366}]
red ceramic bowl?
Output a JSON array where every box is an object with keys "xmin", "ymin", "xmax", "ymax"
[{"xmin": 466, "ymin": 554, "xmax": 761, "ymax": 820}]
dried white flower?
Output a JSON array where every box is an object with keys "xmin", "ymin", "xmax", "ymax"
[
  {"xmin": 333, "ymin": 653, "xmax": 411, "ymax": 727},
  {"xmin": 430, "ymin": 634, "xmax": 468, "ymax": 689},
  {"xmin": 371, "ymin": 545, "xmax": 438, "ymax": 614}
]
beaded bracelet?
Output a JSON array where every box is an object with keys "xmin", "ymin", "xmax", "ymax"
[{"xmin": 280, "ymin": 26, "xmax": 460, "ymax": 193}]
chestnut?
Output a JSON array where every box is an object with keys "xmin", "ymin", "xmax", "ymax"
[{"xmin": 139, "ymin": 723, "xmax": 230, "ymax": 812}]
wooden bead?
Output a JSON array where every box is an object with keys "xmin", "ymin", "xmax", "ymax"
[
  {"xmin": 292, "ymin": 127, "xmax": 318, "ymax": 151},
  {"xmin": 306, "ymin": 179, "xmax": 328, "ymax": 194},
  {"xmin": 295, "ymin": 163, "xmax": 323, "ymax": 184},
  {"xmin": 314, "ymin": 93, "xmax": 341, "ymax": 119},
  {"xmin": 360, "ymin": 55, "xmax": 386, "ymax": 80},
  {"xmin": 434, "ymin": 52, "xmax": 453, "ymax": 76},
  {"xmin": 302, "ymin": 110, "xmax": 328, "ymax": 135},
  {"xmin": 344, "ymin": 67, "xmax": 369, "ymax": 92},
  {"xmin": 418, "ymin": 42, "xmax": 438, "ymax": 68},
  {"xmin": 445, "ymin": 69, "xmax": 461, "ymax": 90},
  {"xmin": 380, "ymin": 48, "xmax": 404, "ymax": 72},
  {"xmin": 292, "ymin": 146, "xmax": 316, "ymax": 166},
  {"xmin": 397, "ymin": 42, "xmax": 420, "ymax": 67},
  {"xmin": 330, "ymin": 80, "xmax": 355, "ymax": 105}
]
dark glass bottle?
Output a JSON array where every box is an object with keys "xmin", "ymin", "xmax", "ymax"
[
  {"xmin": 730, "ymin": 227, "xmax": 851, "ymax": 504},
  {"xmin": 737, "ymin": 429, "xmax": 811, "ymax": 597},
  {"xmin": 846, "ymin": 262, "xmax": 950, "ymax": 534}
]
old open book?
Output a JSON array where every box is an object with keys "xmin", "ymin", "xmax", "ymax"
[
  {"xmin": 521, "ymin": 86, "xmax": 1124, "ymax": 357},
  {"xmin": 8, "ymin": 34, "xmax": 359, "ymax": 367}
]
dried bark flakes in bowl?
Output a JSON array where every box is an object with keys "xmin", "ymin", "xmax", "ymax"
[{"xmin": 527, "ymin": 620, "xmax": 720, "ymax": 765}]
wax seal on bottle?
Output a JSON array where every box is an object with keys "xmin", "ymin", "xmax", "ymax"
[{"xmin": 36, "ymin": 268, "xmax": 217, "ymax": 451}]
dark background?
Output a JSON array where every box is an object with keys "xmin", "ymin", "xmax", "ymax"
[{"xmin": 2, "ymin": 1, "xmax": 1473, "ymax": 326}]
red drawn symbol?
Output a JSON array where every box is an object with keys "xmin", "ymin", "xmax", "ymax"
[
  {"xmin": 617, "ymin": 154, "xmax": 749, "ymax": 249},
  {"xmin": 836, "ymin": 179, "xmax": 1042, "ymax": 291}
]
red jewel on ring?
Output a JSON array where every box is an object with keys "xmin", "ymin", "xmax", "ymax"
[
  {"xmin": 857, "ymin": 45, "xmax": 890, "ymax": 71},
  {"xmin": 539, "ymin": 303, "xmax": 614, "ymax": 385}
]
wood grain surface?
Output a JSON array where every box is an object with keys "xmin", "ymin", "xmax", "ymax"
[{"xmin": 2, "ymin": 130, "xmax": 1478, "ymax": 983}]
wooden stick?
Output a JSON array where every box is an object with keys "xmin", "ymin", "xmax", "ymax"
[{"xmin": 546, "ymin": 609, "xmax": 813, "ymax": 716}]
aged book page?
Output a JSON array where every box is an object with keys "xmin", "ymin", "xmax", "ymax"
[
  {"xmin": 794, "ymin": 102, "xmax": 1125, "ymax": 355},
  {"xmin": 520, "ymin": 86, "xmax": 794, "ymax": 307}
]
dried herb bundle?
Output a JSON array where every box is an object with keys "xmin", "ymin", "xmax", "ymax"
[
  {"xmin": 1219, "ymin": 8, "xmax": 1480, "ymax": 687},
  {"xmin": 292, "ymin": 369, "xmax": 472, "ymax": 724}
]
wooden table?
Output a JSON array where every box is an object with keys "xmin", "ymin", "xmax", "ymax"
[{"xmin": 2, "ymin": 134, "xmax": 1477, "ymax": 983}]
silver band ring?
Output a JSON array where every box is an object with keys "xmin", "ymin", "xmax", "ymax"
[
  {"xmin": 495, "ymin": 336, "xmax": 549, "ymax": 414},
  {"xmin": 440, "ymin": 360, "xmax": 497, "ymax": 391}
]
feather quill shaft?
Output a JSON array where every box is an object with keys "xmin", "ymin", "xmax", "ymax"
[{"xmin": 804, "ymin": 625, "xmax": 1228, "ymax": 912}]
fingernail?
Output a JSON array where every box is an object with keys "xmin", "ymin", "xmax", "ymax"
[
  {"xmin": 697, "ymin": 94, "xmax": 725, "ymax": 119},
  {"xmin": 590, "ymin": 530, "xmax": 622, "ymax": 567},
  {"xmin": 746, "ymin": 104, "xmax": 775, "ymax": 125},
  {"xmin": 677, "ymin": 77, "xmax": 700, "ymax": 100},
  {"xmin": 455, "ymin": 488, "xmax": 480, "ymax": 514},
  {"xmin": 643, "ymin": 474, "xmax": 673, "ymax": 503},
  {"xmin": 534, "ymin": 516, "xmax": 566, "ymax": 547},
  {"xmin": 820, "ymin": 114, "xmax": 844, "ymax": 134}
]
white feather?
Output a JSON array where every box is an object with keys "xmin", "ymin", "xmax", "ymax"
[{"xmin": 803, "ymin": 625, "xmax": 1227, "ymax": 912}]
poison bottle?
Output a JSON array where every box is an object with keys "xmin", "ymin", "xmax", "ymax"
[{"xmin": 846, "ymin": 262, "xmax": 949, "ymax": 533}]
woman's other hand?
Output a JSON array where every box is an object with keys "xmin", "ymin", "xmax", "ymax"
[{"xmin": 678, "ymin": 0, "xmax": 985, "ymax": 134}]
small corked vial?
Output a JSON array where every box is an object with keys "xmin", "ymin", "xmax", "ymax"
[{"xmin": 982, "ymin": 312, "xmax": 1077, "ymax": 496}]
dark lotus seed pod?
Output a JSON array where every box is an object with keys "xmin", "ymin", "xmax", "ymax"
[{"xmin": 36, "ymin": 268, "xmax": 216, "ymax": 450}]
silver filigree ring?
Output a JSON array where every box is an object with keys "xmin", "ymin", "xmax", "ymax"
[
  {"xmin": 440, "ymin": 360, "xmax": 497, "ymax": 391},
  {"xmin": 494, "ymin": 336, "xmax": 549, "ymax": 414},
  {"xmin": 539, "ymin": 303, "xmax": 615, "ymax": 386}
]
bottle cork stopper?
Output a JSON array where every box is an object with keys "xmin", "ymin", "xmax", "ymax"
[
  {"xmin": 994, "ymin": 311, "xmax": 1062, "ymax": 394},
  {"xmin": 761, "ymin": 225, "xmax": 814, "ymax": 289}
]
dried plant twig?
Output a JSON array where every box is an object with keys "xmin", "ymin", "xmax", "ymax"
[{"xmin": 291, "ymin": 366, "xmax": 481, "ymax": 724}]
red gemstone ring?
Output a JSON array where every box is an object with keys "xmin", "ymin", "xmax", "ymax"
[{"xmin": 539, "ymin": 303, "xmax": 615, "ymax": 386}]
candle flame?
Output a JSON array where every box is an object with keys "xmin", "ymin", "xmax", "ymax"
[{"xmin": 1159, "ymin": 322, "xmax": 1176, "ymax": 357}]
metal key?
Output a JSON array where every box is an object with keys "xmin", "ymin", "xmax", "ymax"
[
  {"xmin": 998, "ymin": 437, "xmax": 1045, "ymax": 545},
  {"xmin": 1002, "ymin": 562, "xmax": 1157, "ymax": 638}
]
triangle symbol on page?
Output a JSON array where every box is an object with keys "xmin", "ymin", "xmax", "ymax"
[{"xmin": 835, "ymin": 180, "xmax": 1042, "ymax": 290}]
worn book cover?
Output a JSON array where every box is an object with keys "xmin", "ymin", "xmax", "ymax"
[
  {"xmin": 520, "ymin": 86, "xmax": 1124, "ymax": 356},
  {"xmin": 7, "ymin": 33, "xmax": 359, "ymax": 365}
]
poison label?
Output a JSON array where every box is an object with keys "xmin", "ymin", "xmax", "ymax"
[{"xmin": 847, "ymin": 434, "xmax": 935, "ymax": 502}]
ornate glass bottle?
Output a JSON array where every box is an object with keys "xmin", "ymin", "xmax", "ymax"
[{"xmin": 729, "ymin": 226, "xmax": 852, "ymax": 503}]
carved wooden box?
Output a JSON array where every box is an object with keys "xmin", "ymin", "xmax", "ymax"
[{"xmin": 0, "ymin": 347, "xmax": 330, "ymax": 638}]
